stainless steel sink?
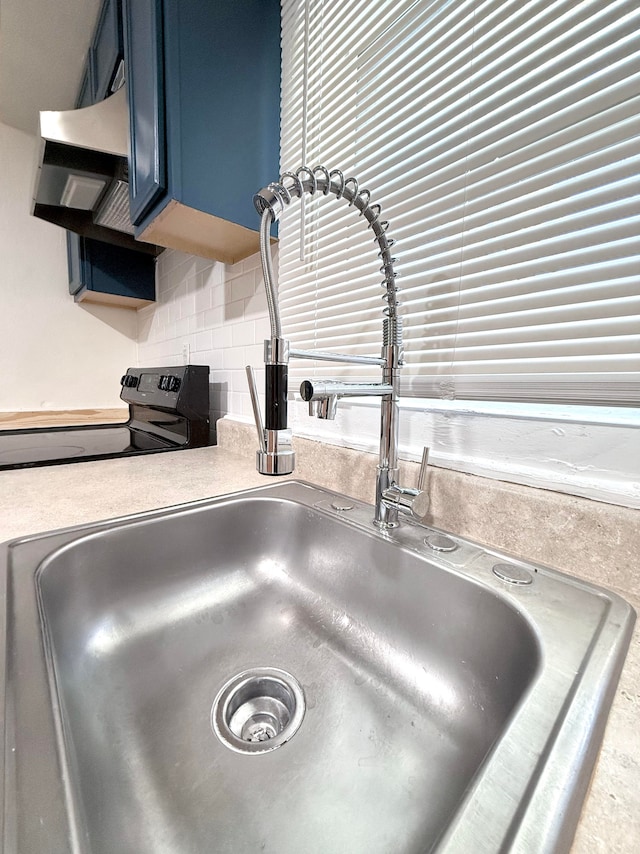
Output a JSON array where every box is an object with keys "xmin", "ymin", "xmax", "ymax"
[{"xmin": 1, "ymin": 481, "xmax": 634, "ymax": 853}]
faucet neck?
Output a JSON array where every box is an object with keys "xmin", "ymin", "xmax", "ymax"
[
  {"xmin": 249, "ymin": 166, "xmax": 428, "ymax": 527},
  {"xmin": 374, "ymin": 343, "xmax": 401, "ymax": 527}
]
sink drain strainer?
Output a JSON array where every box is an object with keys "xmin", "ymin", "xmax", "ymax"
[{"xmin": 211, "ymin": 667, "xmax": 305, "ymax": 754}]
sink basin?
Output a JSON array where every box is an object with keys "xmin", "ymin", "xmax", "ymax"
[{"xmin": 1, "ymin": 481, "xmax": 634, "ymax": 853}]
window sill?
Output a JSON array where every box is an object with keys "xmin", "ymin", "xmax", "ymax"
[{"xmin": 289, "ymin": 397, "xmax": 640, "ymax": 510}]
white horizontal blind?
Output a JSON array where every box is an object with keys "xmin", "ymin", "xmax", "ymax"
[{"xmin": 279, "ymin": 0, "xmax": 640, "ymax": 405}]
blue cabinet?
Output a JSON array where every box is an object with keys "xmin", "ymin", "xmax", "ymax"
[
  {"xmin": 75, "ymin": 0, "xmax": 123, "ymax": 108},
  {"xmin": 123, "ymin": 0, "xmax": 280, "ymax": 263},
  {"xmin": 123, "ymin": 0, "xmax": 166, "ymax": 225},
  {"xmin": 66, "ymin": 232, "xmax": 156, "ymax": 308},
  {"xmin": 75, "ymin": 58, "xmax": 94, "ymax": 108},
  {"xmin": 66, "ymin": 232, "xmax": 84, "ymax": 295},
  {"xmin": 66, "ymin": 0, "xmax": 156, "ymax": 309},
  {"xmin": 91, "ymin": 0, "xmax": 124, "ymax": 101}
]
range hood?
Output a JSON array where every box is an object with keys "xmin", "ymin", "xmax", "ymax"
[{"xmin": 31, "ymin": 88, "xmax": 160, "ymax": 256}]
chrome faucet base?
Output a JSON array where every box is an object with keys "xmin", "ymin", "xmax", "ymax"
[
  {"xmin": 256, "ymin": 426, "xmax": 296, "ymax": 475},
  {"xmin": 373, "ymin": 518, "xmax": 400, "ymax": 530},
  {"xmin": 257, "ymin": 448, "xmax": 296, "ymax": 476}
]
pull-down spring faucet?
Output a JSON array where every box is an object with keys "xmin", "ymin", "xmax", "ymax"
[{"xmin": 246, "ymin": 165, "xmax": 428, "ymax": 528}]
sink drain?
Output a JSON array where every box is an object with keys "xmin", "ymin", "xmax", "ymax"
[{"xmin": 211, "ymin": 668, "xmax": 305, "ymax": 754}]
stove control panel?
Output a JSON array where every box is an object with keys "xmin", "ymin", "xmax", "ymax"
[{"xmin": 119, "ymin": 365, "xmax": 209, "ymax": 417}]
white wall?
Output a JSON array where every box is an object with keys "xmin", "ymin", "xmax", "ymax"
[{"xmin": 0, "ymin": 121, "xmax": 137, "ymax": 411}]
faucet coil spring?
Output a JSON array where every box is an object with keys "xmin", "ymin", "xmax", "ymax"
[{"xmin": 254, "ymin": 165, "xmax": 403, "ymax": 348}]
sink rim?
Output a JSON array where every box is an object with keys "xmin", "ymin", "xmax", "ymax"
[{"xmin": 0, "ymin": 479, "xmax": 635, "ymax": 854}]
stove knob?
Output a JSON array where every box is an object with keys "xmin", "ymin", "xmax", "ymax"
[
  {"xmin": 158, "ymin": 375, "xmax": 168, "ymax": 390},
  {"xmin": 165, "ymin": 375, "xmax": 181, "ymax": 393},
  {"xmin": 121, "ymin": 375, "xmax": 138, "ymax": 388}
]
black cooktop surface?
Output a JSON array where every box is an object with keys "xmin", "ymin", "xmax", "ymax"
[
  {"xmin": 0, "ymin": 366, "xmax": 210, "ymax": 471},
  {"xmin": 0, "ymin": 424, "xmax": 175, "ymax": 470}
]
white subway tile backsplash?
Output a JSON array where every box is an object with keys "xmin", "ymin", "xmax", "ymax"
[
  {"xmin": 137, "ymin": 312, "xmax": 153, "ymax": 342},
  {"xmin": 219, "ymin": 326, "xmax": 233, "ymax": 349},
  {"xmin": 242, "ymin": 250, "xmax": 263, "ymax": 273},
  {"xmin": 231, "ymin": 321, "xmax": 255, "ymax": 347},
  {"xmin": 244, "ymin": 288, "xmax": 268, "ymax": 318},
  {"xmin": 194, "ymin": 284, "xmax": 211, "ymax": 313},
  {"xmin": 254, "ymin": 317, "xmax": 272, "ymax": 341},
  {"xmin": 195, "ymin": 330, "xmax": 213, "ymax": 352},
  {"xmin": 161, "ymin": 249, "xmax": 192, "ymax": 274},
  {"xmin": 179, "ymin": 293, "xmax": 196, "ymax": 319},
  {"xmin": 224, "ymin": 299, "xmax": 245, "ymax": 322},
  {"xmin": 222, "ymin": 347, "xmax": 247, "ymax": 370},
  {"xmin": 166, "ymin": 261, "xmax": 189, "ymax": 290},
  {"xmin": 166, "ymin": 303, "xmax": 179, "ymax": 326},
  {"xmin": 229, "ymin": 271, "xmax": 256, "ymax": 302},
  {"xmin": 240, "ymin": 393, "xmax": 256, "ymax": 419},
  {"xmin": 211, "ymin": 285, "xmax": 225, "ymax": 308},
  {"xmin": 229, "ymin": 391, "xmax": 246, "ymax": 413},
  {"xmin": 137, "ymin": 247, "xmax": 272, "ymax": 426},
  {"xmin": 245, "ymin": 343, "xmax": 265, "ymax": 365},
  {"xmin": 227, "ymin": 370, "xmax": 243, "ymax": 392},
  {"xmin": 212, "ymin": 263, "xmax": 225, "ymax": 286},
  {"xmin": 175, "ymin": 317, "xmax": 190, "ymax": 338},
  {"xmin": 204, "ymin": 307, "xmax": 223, "ymax": 328}
]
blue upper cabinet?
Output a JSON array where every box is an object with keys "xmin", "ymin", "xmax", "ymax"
[
  {"xmin": 91, "ymin": 0, "xmax": 124, "ymax": 102},
  {"xmin": 123, "ymin": 0, "xmax": 280, "ymax": 264},
  {"xmin": 66, "ymin": 232, "xmax": 84, "ymax": 295},
  {"xmin": 123, "ymin": 0, "xmax": 166, "ymax": 225},
  {"xmin": 66, "ymin": 232, "xmax": 156, "ymax": 308},
  {"xmin": 75, "ymin": 56, "xmax": 95, "ymax": 108},
  {"xmin": 65, "ymin": 0, "xmax": 157, "ymax": 311},
  {"xmin": 77, "ymin": 0, "xmax": 124, "ymax": 107}
]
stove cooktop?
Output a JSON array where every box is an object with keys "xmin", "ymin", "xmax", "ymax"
[{"xmin": 0, "ymin": 366, "xmax": 210, "ymax": 471}]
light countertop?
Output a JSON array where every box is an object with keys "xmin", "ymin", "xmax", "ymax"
[{"xmin": 2, "ymin": 444, "xmax": 639, "ymax": 853}]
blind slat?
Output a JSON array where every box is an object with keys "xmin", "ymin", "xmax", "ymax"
[{"xmin": 279, "ymin": 0, "xmax": 640, "ymax": 404}]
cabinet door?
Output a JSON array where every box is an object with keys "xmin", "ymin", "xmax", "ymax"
[
  {"xmin": 84, "ymin": 240, "xmax": 156, "ymax": 302},
  {"xmin": 92, "ymin": 0, "xmax": 124, "ymax": 101},
  {"xmin": 75, "ymin": 56, "xmax": 95, "ymax": 108},
  {"xmin": 66, "ymin": 232, "xmax": 85, "ymax": 295},
  {"xmin": 123, "ymin": 0, "xmax": 166, "ymax": 225},
  {"xmin": 68, "ymin": 234, "xmax": 156, "ymax": 305}
]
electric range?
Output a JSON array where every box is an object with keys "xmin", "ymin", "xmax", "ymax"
[{"xmin": 0, "ymin": 365, "xmax": 210, "ymax": 471}]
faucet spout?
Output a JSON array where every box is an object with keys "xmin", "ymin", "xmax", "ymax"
[
  {"xmin": 308, "ymin": 397, "xmax": 338, "ymax": 420},
  {"xmin": 247, "ymin": 164, "xmax": 428, "ymax": 526},
  {"xmin": 300, "ymin": 380, "xmax": 394, "ymax": 402}
]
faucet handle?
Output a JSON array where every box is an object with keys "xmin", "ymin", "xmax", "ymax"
[
  {"xmin": 381, "ymin": 484, "xmax": 430, "ymax": 520},
  {"xmin": 245, "ymin": 365, "xmax": 267, "ymax": 452},
  {"xmin": 417, "ymin": 446, "xmax": 430, "ymax": 491},
  {"xmin": 381, "ymin": 447, "xmax": 431, "ymax": 521}
]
